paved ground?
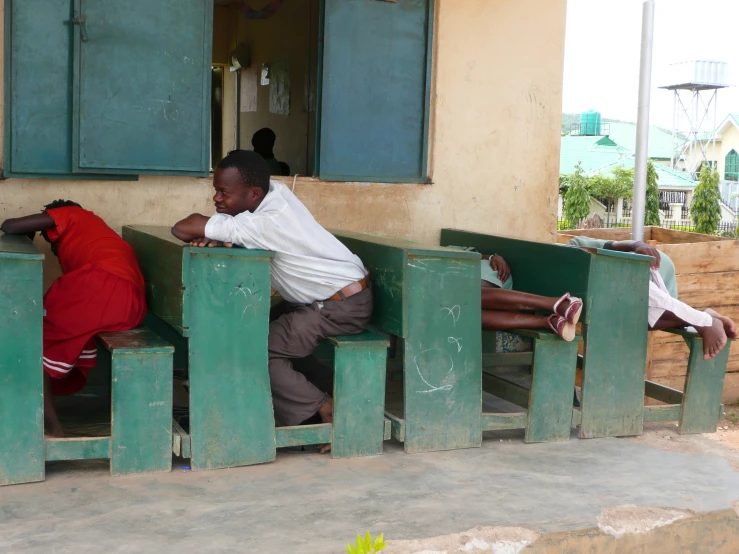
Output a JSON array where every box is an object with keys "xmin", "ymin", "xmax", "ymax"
[{"xmin": 1, "ymin": 424, "xmax": 739, "ymax": 553}]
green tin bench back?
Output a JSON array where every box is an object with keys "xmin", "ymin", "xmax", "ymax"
[{"xmin": 333, "ymin": 231, "xmax": 479, "ymax": 338}]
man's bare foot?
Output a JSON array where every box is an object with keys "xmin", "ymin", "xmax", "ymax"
[
  {"xmin": 44, "ymin": 422, "xmax": 64, "ymax": 438},
  {"xmin": 318, "ymin": 398, "xmax": 333, "ymax": 454},
  {"xmin": 706, "ymin": 308, "xmax": 737, "ymax": 339},
  {"xmin": 697, "ymin": 317, "xmax": 728, "ymax": 360}
]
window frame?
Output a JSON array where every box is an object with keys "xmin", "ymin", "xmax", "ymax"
[{"xmin": 725, "ymin": 149, "xmax": 739, "ymax": 182}]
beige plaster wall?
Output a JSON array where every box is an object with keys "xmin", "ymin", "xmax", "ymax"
[{"xmin": 0, "ymin": 0, "xmax": 567, "ymax": 286}]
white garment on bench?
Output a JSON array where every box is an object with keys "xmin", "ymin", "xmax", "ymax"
[{"xmin": 648, "ymin": 268, "xmax": 712, "ymax": 329}]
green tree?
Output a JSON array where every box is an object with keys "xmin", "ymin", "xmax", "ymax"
[
  {"xmin": 559, "ymin": 174, "xmax": 571, "ymax": 196},
  {"xmin": 644, "ymin": 160, "xmax": 661, "ymax": 227},
  {"xmin": 589, "ymin": 166, "xmax": 634, "ymax": 224},
  {"xmin": 691, "ymin": 165, "xmax": 721, "ymax": 235},
  {"xmin": 563, "ymin": 162, "xmax": 591, "ymax": 225}
]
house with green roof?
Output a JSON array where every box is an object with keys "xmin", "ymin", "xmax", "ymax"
[
  {"xmin": 559, "ymin": 116, "xmax": 738, "ymax": 225},
  {"xmin": 683, "ymin": 114, "xmax": 739, "ymax": 213},
  {"xmin": 604, "ymin": 122, "xmax": 676, "ymax": 164},
  {"xmin": 559, "ymin": 135, "xmax": 631, "ymax": 174}
]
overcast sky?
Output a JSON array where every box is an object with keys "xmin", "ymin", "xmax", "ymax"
[{"xmin": 562, "ymin": 0, "xmax": 739, "ymax": 129}]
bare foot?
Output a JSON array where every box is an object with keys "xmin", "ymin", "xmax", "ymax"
[
  {"xmin": 318, "ymin": 398, "xmax": 333, "ymax": 454},
  {"xmin": 706, "ymin": 308, "xmax": 737, "ymax": 339},
  {"xmin": 44, "ymin": 422, "xmax": 64, "ymax": 438},
  {"xmin": 696, "ymin": 317, "xmax": 728, "ymax": 360}
]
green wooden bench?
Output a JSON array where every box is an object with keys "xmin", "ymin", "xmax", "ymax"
[
  {"xmin": 124, "ymin": 225, "xmax": 276, "ymax": 471},
  {"xmin": 127, "ymin": 225, "xmax": 389, "ymax": 464},
  {"xmin": 440, "ymin": 229, "xmax": 653, "ymax": 439},
  {"xmin": 643, "ymin": 329, "xmax": 734, "ymax": 434},
  {"xmin": 44, "ymin": 328, "xmax": 174, "ymax": 476},
  {"xmin": 482, "ymin": 329, "xmax": 581, "ymax": 442},
  {"xmin": 275, "ymin": 332, "xmax": 390, "ymax": 458},
  {"xmin": 0, "ymin": 234, "xmax": 45, "ymax": 486},
  {"xmin": 333, "ymin": 231, "xmax": 482, "ymax": 453}
]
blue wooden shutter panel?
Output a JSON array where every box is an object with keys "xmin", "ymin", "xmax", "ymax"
[
  {"xmin": 6, "ymin": 0, "xmax": 74, "ymax": 175},
  {"xmin": 319, "ymin": 0, "xmax": 431, "ymax": 182},
  {"xmin": 73, "ymin": 0, "xmax": 214, "ymax": 175}
]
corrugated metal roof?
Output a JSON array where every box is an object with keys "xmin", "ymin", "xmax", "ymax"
[
  {"xmin": 587, "ymin": 158, "xmax": 697, "ymax": 189},
  {"xmin": 559, "ymin": 135, "xmax": 632, "ymax": 174},
  {"xmin": 604, "ymin": 122, "xmax": 676, "ymax": 160}
]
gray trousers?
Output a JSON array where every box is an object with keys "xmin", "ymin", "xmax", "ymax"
[{"xmin": 269, "ymin": 288, "xmax": 373, "ymax": 426}]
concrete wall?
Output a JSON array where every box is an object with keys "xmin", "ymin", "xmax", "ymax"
[{"xmin": 0, "ymin": 0, "xmax": 567, "ymax": 287}]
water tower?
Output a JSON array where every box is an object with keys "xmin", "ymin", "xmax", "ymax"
[
  {"xmin": 579, "ymin": 110, "xmax": 602, "ymax": 136},
  {"xmin": 659, "ymin": 60, "xmax": 730, "ymax": 176}
]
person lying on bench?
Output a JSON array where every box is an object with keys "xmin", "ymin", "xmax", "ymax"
[
  {"xmin": 450, "ymin": 247, "xmax": 582, "ymax": 341},
  {"xmin": 568, "ymin": 237, "xmax": 736, "ymax": 360},
  {"xmin": 1, "ymin": 201, "xmax": 146, "ymax": 437},
  {"xmin": 171, "ymin": 150, "xmax": 371, "ymax": 453}
]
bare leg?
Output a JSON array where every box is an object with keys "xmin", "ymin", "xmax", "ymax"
[
  {"xmin": 318, "ymin": 397, "xmax": 333, "ymax": 454},
  {"xmin": 481, "ymin": 287, "xmax": 560, "ymax": 312},
  {"xmin": 43, "ymin": 373, "xmax": 64, "ymax": 438},
  {"xmin": 651, "ymin": 312, "xmax": 727, "ymax": 360},
  {"xmin": 705, "ymin": 308, "xmax": 737, "ymax": 339},
  {"xmin": 482, "ymin": 309, "xmax": 550, "ymax": 331}
]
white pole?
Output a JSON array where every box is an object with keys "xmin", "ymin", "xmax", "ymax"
[{"xmin": 632, "ymin": 0, "xmax": 655, "ymax": 241}]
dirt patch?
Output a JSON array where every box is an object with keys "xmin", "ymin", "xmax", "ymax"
[
  {"xmin": 383, "ymin": 526, "xmax": 539, "ymax": 554},
  {"xmin": 624, "ymin": 422, "xmax": 739, "ymax": 472},
  {"xmin": 597, "ymin": 504, "xmax": 694, "ymax": 538}
]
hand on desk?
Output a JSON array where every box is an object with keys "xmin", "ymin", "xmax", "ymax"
[{"xmin": 189, "ymin": 237, "xmax": 233, "ymax": 248}]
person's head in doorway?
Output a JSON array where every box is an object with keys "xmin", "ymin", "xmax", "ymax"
[
  {"xmin": 251, "ymin": 128, "xmax": 289, "ymax": 176},
  {"xmin": 251, "ymin": 127, "xmax": 277, "ymax": 158}
]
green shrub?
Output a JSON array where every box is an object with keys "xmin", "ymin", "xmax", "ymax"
[
  {"xmin": 348, "ymin": 532, "xmax": 386, "ymax": 554},
  {"xmin": 691, "ymin": 166, "xmax": 721, "ymax": 235}
]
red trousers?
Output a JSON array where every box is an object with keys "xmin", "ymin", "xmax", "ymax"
[{"xmin": 43, "ymin": 265, "xmax": 146, "ymax": 395}]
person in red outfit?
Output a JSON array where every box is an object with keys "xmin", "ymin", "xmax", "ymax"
[{"xmin": 1, "ymin": 200, "xmax": 146, "ymax": 437}]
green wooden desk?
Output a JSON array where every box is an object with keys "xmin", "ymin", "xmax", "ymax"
[
  {"xmin": 333, "ymin": 231, "xmax": 482, "ymax": 453},
  {"xmin": 441, "ymin": 229, "xmax": 653, "ymax": 439},
  {"xmin": 123, "ymin": 225, "xmax": 276, "ymax": 470},
  {"xmin": 0, "ymin": 234, "xmax": 44, "ymax": 486}
]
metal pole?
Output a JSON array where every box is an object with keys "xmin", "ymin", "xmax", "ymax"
[
  {"xmin": 632, "ymin": 0, "xmax": 655, "ymax": 241},
  {"xmin": 670, "ymin": 90, "xmax": 677, "ymax": 169},
  {"xmin": 234, "ymin": 69, "xmax": 242, "ymax": 150}
]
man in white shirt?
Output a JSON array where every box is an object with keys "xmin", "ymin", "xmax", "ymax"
[{"xmin": 172, "ymin": 150, "xmax": 372, "ymax": 445}]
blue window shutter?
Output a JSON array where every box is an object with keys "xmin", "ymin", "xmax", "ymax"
[
  {"xmin": 6, "ymin": 0, "xmax": 73, "ymax": 175},
  {"xmin": 73, "ymin": 0, "xmax": 213, "ymax": 175},
  {"xmin": 319, "ymin": 0, "xmax": 432, "ymax": 182}
]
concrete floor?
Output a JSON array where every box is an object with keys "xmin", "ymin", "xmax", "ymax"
[{"xmin": 1, "ymin": 425, "xmax": 739, "ymax": 553}]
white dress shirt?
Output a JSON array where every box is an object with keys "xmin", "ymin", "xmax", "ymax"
[{"xmin": 205, "ymin": 180, "xmax": 366, "ymax": 304}]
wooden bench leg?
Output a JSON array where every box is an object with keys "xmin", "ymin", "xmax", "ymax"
[
  {"xmin": 331, "ymin": 346, "xmax": 387, "ymax": 458},
  {"xmin": 678, "ymin": 336, "xmax": 730, "ymax": 435},
  {"xmin": 525, "ymin": 338, "xmax": 579, "ymax": 443},
  {"xmin": 0, "ymin": 256, "xmax": 44, "ymax": 486},
  {"xmin": 109, "ymin": 347, "xmax": 173, "ymax": 475}
]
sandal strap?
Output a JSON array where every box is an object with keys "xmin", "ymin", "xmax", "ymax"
[{"xmin": 553, "ymin": 292, "xmax": 571, "ymax": 314}]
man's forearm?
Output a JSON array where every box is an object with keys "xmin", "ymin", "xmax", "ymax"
[
  {"xmin": 172, "ymin": 214, "xmax": 209, "ymax": 242},
  {"xmin": 605, "ymin": 240, "xmax": 639, "ymax": 252}
]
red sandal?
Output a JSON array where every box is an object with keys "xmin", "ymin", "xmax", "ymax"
[
  {"xmin": 553, "ymin": 293, "xmax": 583, "ymax": 325},
  {"xmin": 548, "ymin": 314, "xmax": 576, "ymax": 342}
]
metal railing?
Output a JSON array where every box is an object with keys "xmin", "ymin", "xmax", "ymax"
[{"xmin": 557, "ymin": 218, "xmax": 737, "ymax": 236}]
